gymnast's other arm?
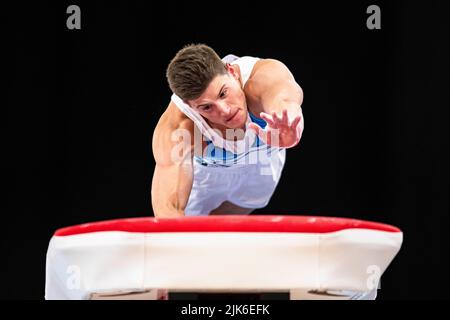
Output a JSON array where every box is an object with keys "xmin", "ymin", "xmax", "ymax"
[
  {"xmin": 151, "ymin": 101, "xmax": 195, "ymax": 217},
  {"xmin": 247, "ymin": 59, "xmax": 304, "ymax": 148}
]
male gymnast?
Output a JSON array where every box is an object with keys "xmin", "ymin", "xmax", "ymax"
[{"xmin": 151, "ymin": 44, "xmax": 304, "ymax": 217}]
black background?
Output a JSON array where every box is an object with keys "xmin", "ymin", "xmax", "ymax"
[{"xmin": 5, "ymin": 0, "xmax": 449, "ymax": 299}]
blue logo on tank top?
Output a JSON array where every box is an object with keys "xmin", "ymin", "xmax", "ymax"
[{"xmin": 195, "ymin": 112, "xmax": 272, "ymax": 167}]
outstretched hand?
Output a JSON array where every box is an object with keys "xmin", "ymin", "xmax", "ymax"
[{"xmin": 248, "ymin": 109, "xmax": 303, "ymax": 148}]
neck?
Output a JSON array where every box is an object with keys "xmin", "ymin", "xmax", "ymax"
[{"xmin": 206, "ymin": 119, "xmax": 247, "ymax": 142}]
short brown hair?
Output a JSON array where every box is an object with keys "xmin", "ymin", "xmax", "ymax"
[{"xmin": 166, "ymin": 44, "xmax": 227, "ymax": 101}]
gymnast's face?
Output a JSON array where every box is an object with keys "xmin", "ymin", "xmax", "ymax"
[{"xmin": 188, "ymin": 64, "xmax": 247, "ymax": 130}]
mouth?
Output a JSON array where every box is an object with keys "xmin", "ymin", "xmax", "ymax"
[{"xmin": 226, "ymin": 110, "xmax": 239, "ymax": 122}]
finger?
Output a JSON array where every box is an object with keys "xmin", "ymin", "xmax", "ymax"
[
  {"xmin": 248, "ymin": 123, "xmax": 267, "ymax": 143},
  {"xmin": 272, "ymin": 111, "xmax": 281, "ymax": 123},
  {"xmin": 260, "ymin": 112, "xmax": 273, "ymax": 121},
  {"xmin": 259, "ymin": 112, "xmax": 276, "ymax": 127},
  {"xmin": 290, "ymin": 115, "xmax": 302, "ymax": 129},
  {"xmin": 282, "ymin": 109, "xmax": 289, "ymax": 125}
]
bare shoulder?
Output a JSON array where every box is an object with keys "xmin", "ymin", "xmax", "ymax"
[
  {"xmin": 152, "ymin": 101, "xmax": 196, "ymax": 163},
  {"xmin": 250, "ymin": 58, "xmax": 295, "ymax": 84},
  {"xmin": 156, "ymin": 101, "xmax": 193, "ymax": 132},
  {"xmin": 244, "ymin": 58, "xmax": 298, "ymax": 106},
  {"xmin": 244, "ymin": 59, "xmax": 303, "ymax": 114}
]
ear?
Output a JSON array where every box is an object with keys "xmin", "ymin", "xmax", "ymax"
[{"xmin": 226, "ymin": 63, "xmax": 239, "ymax": 80}]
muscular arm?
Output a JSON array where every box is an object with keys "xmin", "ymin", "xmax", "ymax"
[
  {"xmin": 248, "ymin": 59, "xmax": 305, "ymax": 148},
  {"xmin": 255, "ymin": 59, "xmax": 304, "ymax": 118},
  {"xmin": 151, "ymin": 102, "xmax": 195, "ymax": 217}
]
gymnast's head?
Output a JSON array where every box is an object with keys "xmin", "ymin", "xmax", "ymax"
[{"xmin": 166, "ymin": 44, "xmax": 247, "ymax": 129}]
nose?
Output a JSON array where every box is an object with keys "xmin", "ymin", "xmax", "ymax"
[{"xmin": 217, "ymin": 101, "xmax": 231, "ymax": 116}]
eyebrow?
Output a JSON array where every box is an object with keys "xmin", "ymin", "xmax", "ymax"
[{"xmin": 197, "ymin": 84, "xmax": 226, "ymax": 108}]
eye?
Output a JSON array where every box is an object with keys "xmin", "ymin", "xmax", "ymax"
[
  {"xmin": 201, "ymin": 105, "xmax": 211, "ymax": 112},
  {"xmin": 219, "ymin": 90, "xmax": 227, "ymax": 98}
]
